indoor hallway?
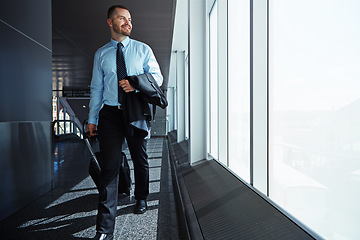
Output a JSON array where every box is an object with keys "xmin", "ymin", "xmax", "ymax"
[{"xmin": 0, "ymin": 137, "xmax": 178, "ymax": 240}]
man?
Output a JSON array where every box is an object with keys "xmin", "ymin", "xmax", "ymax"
[{"xmin": 87, "ymin": 5, "xmax": 163, "ymax": 240}]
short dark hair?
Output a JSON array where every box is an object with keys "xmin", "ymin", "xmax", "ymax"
[{"xmin": 107, "ymin": 5, "xmax": 129, "ymax": 19}]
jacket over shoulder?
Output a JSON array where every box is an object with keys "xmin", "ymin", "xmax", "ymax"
[{"xmin": 125, "ymin": 73, "xmax": 168, "ymax": 109}]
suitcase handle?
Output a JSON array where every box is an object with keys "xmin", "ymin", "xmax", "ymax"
[{"xmin": 85, "ymin": 138, "xmax": 101, "ymax": 172}]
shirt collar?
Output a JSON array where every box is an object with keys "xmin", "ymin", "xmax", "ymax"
[{"xmin": 111, "ymin": 37, "xmax": 130, "ymax": 49}]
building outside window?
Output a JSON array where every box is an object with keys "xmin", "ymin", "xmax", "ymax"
[{"xmin": 269, "ymin": 1, "xmax": 360, "ymax": 239}]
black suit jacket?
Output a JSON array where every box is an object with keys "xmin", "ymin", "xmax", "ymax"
[
  {"xmin": 125, "ymin": 73, "xmax": 167, "ymax": 109},
  {"xmin": 123, "ymin": 73, "xmax": 168, "ymax": 137}
]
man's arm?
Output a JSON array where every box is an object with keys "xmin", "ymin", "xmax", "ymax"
[
  {"xmin": 87, "ymin": 50, "xmax": 104, "ymax": 135},
  {"xmin": 143, "ymin": 46, "xmax": 163, "ymax": 87}
]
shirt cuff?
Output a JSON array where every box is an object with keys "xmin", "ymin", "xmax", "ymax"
[{"xmin": 88, "ymin": 117, "xmax": 98, "ymax": 126}]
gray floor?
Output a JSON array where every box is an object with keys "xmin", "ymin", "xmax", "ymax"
[{"xmin": 0, "ymin": 137, "xmax": 178, "ymax": 240}]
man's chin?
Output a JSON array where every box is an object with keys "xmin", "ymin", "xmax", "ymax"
[{"xmin": 122, "ymin": 31, "xmax": 131, "ymax": 36}]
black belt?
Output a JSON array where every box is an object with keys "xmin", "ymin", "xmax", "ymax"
[{"xmin": 103, "ymin": 104, "xmax": 124, "ymax": 110}]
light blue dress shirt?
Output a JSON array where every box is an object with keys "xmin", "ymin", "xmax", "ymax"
[{"xmin": 88, "ymin": 37, "xmax": 163, "ymax": 129}]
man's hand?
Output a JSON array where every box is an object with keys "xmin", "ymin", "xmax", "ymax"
[
  {"xmin": 119, "ymin": 79, "xmax": 135, "ymax": 92},
  {"xmin": 86, "ymin": 123, "xmax": 98, "ymax": 137}
]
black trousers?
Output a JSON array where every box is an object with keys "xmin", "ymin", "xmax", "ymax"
[{"xmin": 96, "ymin": 104, "xmax": 149, "ymax": 234}]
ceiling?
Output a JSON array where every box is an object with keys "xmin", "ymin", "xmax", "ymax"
[{"xmin": 52, "ymin": 0, "xmax": 176, "ymax": 92}]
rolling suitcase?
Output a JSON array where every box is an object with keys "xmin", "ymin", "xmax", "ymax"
[
  {"xmin": 118, "ymin": 151, "xmax": 131, "ymax": 196},
  {"xmin": 85, "ymin": 138, "xmax": 131, "ymax": 195}
]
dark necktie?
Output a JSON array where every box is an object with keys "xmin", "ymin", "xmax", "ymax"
[{"xmin": 117, "ymin": 42, "xmax": 127, "ymax": 105}]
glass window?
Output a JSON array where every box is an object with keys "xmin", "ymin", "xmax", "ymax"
[
  {"xmin": 185, "ymin": 54, "xmax": 189, "ymax": 140},
  {"xmin": 209, "ymin": 1, "xmax": 219, "ymax": 159},
  {"xmin": 269, "ymin": 1, "xmax": 360, "ymax": 239},
  {"xmin": 228, "ymin": 0, "xmax": 251, "ymax": 182}
]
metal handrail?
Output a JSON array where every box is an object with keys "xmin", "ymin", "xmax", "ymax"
[{"xmin": 53, "ymin": 119, "xmax": 84, "ymax": 139}]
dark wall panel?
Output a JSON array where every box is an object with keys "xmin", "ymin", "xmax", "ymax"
[
  {"xmin": 0, "ymin": 20, "xmax": 52, "ymax": 122},
  {"xmin": 0, "ymin": 0, "xmax": 52, "ymax": 220},
  {"xmin": 0, "ymin": 0, "xmax": 52, "ymax": 49},
  {"xmin": 0, "ymin": 122, "xmax": 52, "ymax": 220}
]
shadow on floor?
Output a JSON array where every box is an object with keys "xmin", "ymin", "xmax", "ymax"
[{"xmin": 0, "ymin": 137, "xmax": 178, "ymax": 240}]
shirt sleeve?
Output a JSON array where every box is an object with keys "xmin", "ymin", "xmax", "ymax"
[
  {"xmin": 143, "ymin": 46, "xmax": 163, "ymax": 87},
  {"xmin": 88, "ymin": 50, "xmax": 104, "ymax": 125}
]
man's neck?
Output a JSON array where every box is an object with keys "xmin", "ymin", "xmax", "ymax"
[{"xmin": 112, "ymin": 33, "xmax": 127, "ymax": 43}]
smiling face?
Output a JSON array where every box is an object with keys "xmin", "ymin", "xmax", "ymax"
[{"xmin": 107, "ymin": 7, "xmax": 132, "ymax": 40}]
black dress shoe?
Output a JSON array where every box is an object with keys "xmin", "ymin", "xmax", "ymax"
[
  {"xmin": 118, "ymin": 189, "xmax": 130, "ymax": 196},
  {"xmin": 93, "ymin": 233, "xmax": 114, "ymax": 240},
  {"xmin": 134, "ymin": 199, "xmax": 147, "ymax": 214}
]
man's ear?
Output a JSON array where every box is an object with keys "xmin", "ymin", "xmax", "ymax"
[{"xmin": 107, "ymin": 18, "xmax": 112, "ymax": 28}]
